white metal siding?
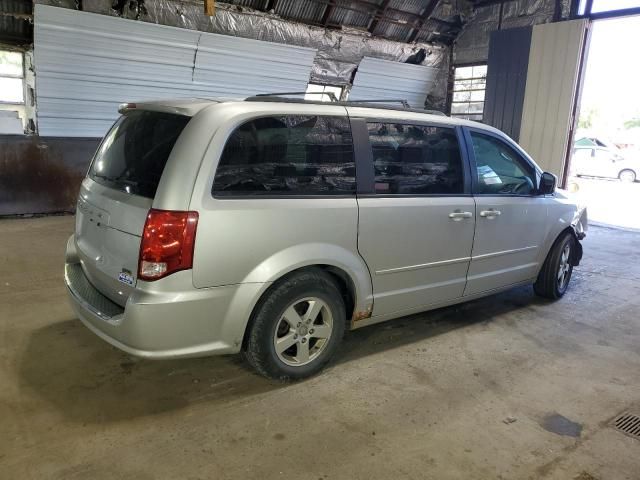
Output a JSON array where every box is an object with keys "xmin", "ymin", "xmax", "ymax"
[
  {"xmin": 349, "ymin": 57, "xmax": 438, "ymax": 109},
  {"xmin": 34, "ymin": 5, "xmax": 316, "ymax": 137},
  {"xmin": 518, "ymin": 19, "xmax": 588, "ymax": 179}
]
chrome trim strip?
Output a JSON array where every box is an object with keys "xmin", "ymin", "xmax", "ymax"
[
  {"xmin": 375, "ymin": 256, "xmax": 471, "ymax": 275},
  {"xmin": 466, "ymin": 262, "xmax": 538, "ymax": 282},
  {"xmin": 374, "ymin": 245, "xmax": 538, "ymax": 276},
  {"xmin": 472, "ymin": 245, "xmax": 538, "ymax": 261},
  {"xmin": 375, "ymin": 276, "xmax": 466, "ymax": 298}
]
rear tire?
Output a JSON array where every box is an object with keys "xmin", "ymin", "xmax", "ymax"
[
  {"xmin": 243, "ymin": 269, "xmax": 346, "ymax": 381},
  {"xmin": 534, "ymin": 233, "xmax": 576, "ymax": 300}
]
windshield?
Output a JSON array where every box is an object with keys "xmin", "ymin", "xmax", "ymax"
[{"xmin": 89, "ymin": 110, "xmax": 190, "ymax": 198}]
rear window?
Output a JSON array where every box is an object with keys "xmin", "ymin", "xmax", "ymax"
[
  {"xmin": 89, "ymin": 110, "xmax": 190, "ymax": 198},
  {"xmin": 212, "ymin": 115, "xmax": 355, "ymax": 196}
]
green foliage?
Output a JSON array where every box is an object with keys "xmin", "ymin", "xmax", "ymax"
[{"xmin": 578, "ymin": 107, "xmax": 597, "ymax": 130}]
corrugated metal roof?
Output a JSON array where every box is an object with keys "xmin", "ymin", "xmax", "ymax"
[
  {"xmin": 276, "ymin": 0, "xmax": 327, "ymax": 24},
  {"xmin": 0, "ymin": 0, "xmax": 33, "ymax": 45},
  {"xmin": 349, "ymin": 56, "xmax": 438, "ymax": 109},
  {"xmin": 220, "ymin": 0, "xmax": 455, "ymax": 43},
  {"xmin": 328, "ymin": 0, "xmax": 375, "ymax": 28},
  {"xmin": 389, "ymin": 0, "xmax": 425, "ymax": 15},
  {"xmin": 34, "ymin": 4, "xmax": 316, "ymax": 137},
  {"xmin": 372, "ymin": 8, "xmax": 415, "ymax": 42},
  {"xmin": 229, "ymin": 0, "xmax": 267, "ymax": 8},
  {"xmin": 414, "ymin": 17, "xmax": 460, "ymax": 43}
]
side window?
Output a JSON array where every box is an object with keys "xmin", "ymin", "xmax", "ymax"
[
  {"xmin": 367, "ymin": 123, "xmax": 464, "ymax": 195},
  {"xmin": 213, "ymin": 115, "xmax": 355, "ymax": 196},
  {"xmin": 470, "ymin": 132, "xmax": 536, "ymax": 195}
]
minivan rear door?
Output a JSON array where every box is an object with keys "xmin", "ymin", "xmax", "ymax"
[{"xmin": 74, "ymin": 110, "xmax": 190, "ymax": 307}]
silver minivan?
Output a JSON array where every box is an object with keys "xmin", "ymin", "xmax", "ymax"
[{"xmin": 65, "ymin": 97, "xmax": 588, "ymax": 380}]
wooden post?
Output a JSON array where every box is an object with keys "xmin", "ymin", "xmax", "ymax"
[{"xmin": 204, "ymin": 0, "xmax": 215, "ymax": 16}]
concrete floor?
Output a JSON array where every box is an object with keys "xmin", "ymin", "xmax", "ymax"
[{"xmin": 2, "ymin": 216, "xmax": 640, "ymax": 480}]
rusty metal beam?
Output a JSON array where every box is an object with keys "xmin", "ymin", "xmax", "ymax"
[{"xmin": 204, "ymin": 0, "xmax": 215, "ymax": 16}]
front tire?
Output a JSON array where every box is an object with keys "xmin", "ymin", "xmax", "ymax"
[
  {"xmin": 534, "ymin": 233, "xmax": 576, "ymax": 300},
  {"xmin": 243, "ymin": 269, "xmax": 346, "ymax": 381},
  {"xmin": 619, "ymin": 169, "xmax": 636, "ymax": 183}
]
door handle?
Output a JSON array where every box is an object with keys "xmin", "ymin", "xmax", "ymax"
[
  {"xmin": 448, "ymin": 211, "xmax": 473, "ymax": 220},
  {"xmin": 480, "ymin": 209, "xmax": 502, "ymax": 218}
]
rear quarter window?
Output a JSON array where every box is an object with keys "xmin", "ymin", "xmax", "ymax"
[
  {"xmin": 212, "ymin": 115, "xmax": 355, "ymax": 196},
  {"xmin": 89, "ymin": 110, "xmax": 190, "ymax": 198}
]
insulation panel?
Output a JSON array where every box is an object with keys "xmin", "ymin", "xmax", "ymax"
[
  {"xmin": 34, "ymin": 5, "xmax": 316, "ymax": 137},
  {"xmin": 349, "ymin": 57, "xmax": 438, "ymax": 110}
]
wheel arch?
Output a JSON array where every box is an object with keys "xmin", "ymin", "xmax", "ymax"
[
  {"xmin": 618, "ymin": 168, "xmax": 637, "ymax": 181},
  {"xmin": 542, "ymin": 227, "xmax": 582, "ymax": 273},
  {"xmin": 240, "ymin": 263, "xmax": 364, "ymax": 351}
]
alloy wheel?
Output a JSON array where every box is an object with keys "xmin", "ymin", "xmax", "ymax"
[
  {"xmin": 557, "ymin": 243, "xmax": 572, "ymax": 290},
  {"xmin": 273, "ymin": 297, "xmax": 334, "ymax": 367}
]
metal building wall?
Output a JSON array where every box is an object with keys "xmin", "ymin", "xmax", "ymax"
[
  {"xmin": 349, "ymin": 57, "xmax": 438, "ymax": 109},
  {"xmin": 453, "ymin": 0, "xmax": 572, "ymax": 65},
  {"xmin": 483, "ymin": 26, "xmax": 533, "ymax": 141},
  {"xmin": 33, "ymin": 4, "xmax": 317, "ymax": 137},
  {"xmin": 518, "ymin": 19, "xmax": 588, "ymax": 179}
]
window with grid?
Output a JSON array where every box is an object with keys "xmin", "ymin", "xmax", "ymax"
[
  {"xmin": 0, "ymin": 51, "xmax": 26, "ymax": 133},
  {"xmin": 0, "ymin": 51, "xmax": 24, "ymax": 104},
  {"xmin": 450, "ymin": 65, "xmax": 487, "ymax": 121}
]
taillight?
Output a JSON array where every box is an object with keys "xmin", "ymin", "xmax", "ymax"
[{"xmin": 138, "ymin": 209, "xmax": 199, "ymax": 281}]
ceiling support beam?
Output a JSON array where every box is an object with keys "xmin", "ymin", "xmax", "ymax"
[
  {"xmin": 471, "ymin": 0, "xmax": 516, "ymax": 7},
  {"xmin": 407, "ymin": 0, "xmax": 439, "ymax": 43},
  {"xmin": 367, "ymin": 0, "xmax": 390, "ymax": 34},
  {"xmin": 264, "ymin": 0, "xmax": 278, "ymax": 12},
  {"xmin": 320, "ymin": 3, "xmax": 334, "ymax": 26}
]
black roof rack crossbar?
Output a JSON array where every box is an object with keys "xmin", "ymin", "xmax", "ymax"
[{"xmin": 254, "ymin": 91, "xmax": 339, "ymax": 102}]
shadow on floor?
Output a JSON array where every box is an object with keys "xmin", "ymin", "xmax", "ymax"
[{"xmin": 18, "ymin": 285, "xmax": 549, "ymax": 425}]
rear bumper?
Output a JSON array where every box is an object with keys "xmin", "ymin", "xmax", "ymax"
[{"xmin": 65, "ymin": 235, "xmax": 265, "ymax": 359}]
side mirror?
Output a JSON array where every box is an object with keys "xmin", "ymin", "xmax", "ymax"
[{"xmin": 538, "ymin": 172, "xmax": 557, "ymax": 195}]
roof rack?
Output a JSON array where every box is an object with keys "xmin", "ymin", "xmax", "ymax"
[
  {"xmin": 245, "ymin": 94, "xmax": 447, "ymax": 117},
  {"xmin": 347, "ymin": 99, "xmax": 411, "ymax": 108},
  {"xmin": 254, "ymin": 91, "xmax": 340, "ymax": 102}
]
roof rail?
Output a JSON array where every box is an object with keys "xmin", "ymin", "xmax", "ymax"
[
  {"xmin": 254, "ymin": 91, "xmax": 339, "ymax": 102},
  {"xmin": 244, "ymin": 94, "xmax": 447, "ymax": 117},
  {"xmin": 252, "ymin": 92, "xmax": 411, "ymax": 109},
  {"xmin": 346, "ymin": 99, "xmax": 411, "ymax": 108}
]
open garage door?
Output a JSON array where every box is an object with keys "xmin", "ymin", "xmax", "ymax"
[
  {"xmin": 33, "ymin": 5, "xmax": 316, "ymax": 137},
  {"xmin": 518, "ymin": 19, "xmax": 589, "ymax": 181}
]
